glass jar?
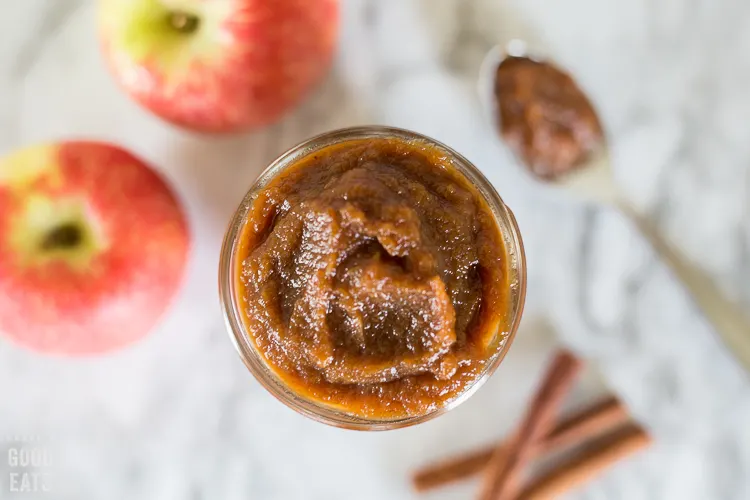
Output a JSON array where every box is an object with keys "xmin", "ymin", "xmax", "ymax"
[{"xmin": 219, "ymin": 126, "xmax": 526, "ymax": 430}]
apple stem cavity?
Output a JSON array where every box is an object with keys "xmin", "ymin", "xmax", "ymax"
[
  {"xmin": 42, "ymin": 224, "xmax": 83, "ymax": 251},
  {"xmin": 169, "ymin": 11, "xmax": 200, "ymax": 34}
]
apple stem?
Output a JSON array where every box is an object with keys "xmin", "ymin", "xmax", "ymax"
[
  {"xmin": 170, "ymin": 11, "xmax": 200, "ymax": 34},
  {"xmin": 42, "ymin": 224, "xmax": 82, "ymax": 251}
]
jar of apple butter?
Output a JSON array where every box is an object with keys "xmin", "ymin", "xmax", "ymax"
[{"xmin": 219, "ymin": 127, "xmax": 526, "ymax": 430}]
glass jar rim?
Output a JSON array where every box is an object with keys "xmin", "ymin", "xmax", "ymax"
[{"xmin": 219, "ymin": 126, "xmax": 527, "ymax": 431}]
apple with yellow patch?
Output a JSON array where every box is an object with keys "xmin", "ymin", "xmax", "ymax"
[
  {"xmin": 0, "ymin": 142, "xmax": 189, "ymax": 355},
  {"xmin": 97, "ymin": 0, "xmax": 339, "ymax": 133}
]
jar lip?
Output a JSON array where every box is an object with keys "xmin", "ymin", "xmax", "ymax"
[{"xmin": 219, "ymin": 126, "xmax": 527, "ymax": 431}]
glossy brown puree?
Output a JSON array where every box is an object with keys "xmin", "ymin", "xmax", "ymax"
[
  {"xmin": 236, "ymin": 138, "xmax": 510, "ymax": 418},
  {"xmin": 495, "ymin": 56, "xmax": 603, "ymax": 180}
]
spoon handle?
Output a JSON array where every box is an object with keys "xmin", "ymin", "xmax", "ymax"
[{"xmin": 618, "ymin": 201, "xmax": 750, "ymax": 370}]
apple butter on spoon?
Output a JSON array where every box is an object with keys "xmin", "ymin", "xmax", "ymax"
[
  {"xmin": 480, "ymin": 40, "xmax": 750, "ymax": 370},
  {"xmin": 493, "ymin": 52, "xmax": 604, "ymax": 180}
]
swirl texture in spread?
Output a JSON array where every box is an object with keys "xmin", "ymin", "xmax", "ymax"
[{"xmin": 237, "ymin": 138, "xmax": 510, "ymax": 418}]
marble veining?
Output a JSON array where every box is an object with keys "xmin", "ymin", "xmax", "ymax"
[{"xmin": 1, "ymin": 0, "xmax": 749, "ymax": 499}]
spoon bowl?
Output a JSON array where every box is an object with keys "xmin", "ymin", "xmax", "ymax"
[{"xmin": 478, "ymin": 40, "xmax": 619, "ymax": 205}]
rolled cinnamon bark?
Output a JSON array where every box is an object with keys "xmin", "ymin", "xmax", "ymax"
[
  {"xmin": 517, "ymin": 424, "xmax": 651, "ymax": 500},
  {"xmin": 412, "ymin": 397, "xmax": 628, "ymax": 492},
  {"xmin": 478, "ymin": 350, "xmax": 583, "ymax": 500}
]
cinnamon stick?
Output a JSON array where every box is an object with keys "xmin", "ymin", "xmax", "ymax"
[
  {"xmin": 543, "ymin": 397, "xmax": 627, "ymax": 451},
  {"xmin": 412, "ymin": 397, "xmax": 627, "ymax": 492},
  {"xmin": 517, "ymin": 424, "xmax": 651, "ymax": 500},
  {"xmin": 478, "ymin": 350, "xmax": 583, "ymax": 500}
]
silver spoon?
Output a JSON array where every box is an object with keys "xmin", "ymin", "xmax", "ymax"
[{"xmin": 480, "ymin": 39, "xmax": 750, "ymax": 370}]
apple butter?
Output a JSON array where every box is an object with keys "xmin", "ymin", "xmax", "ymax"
[
  {"xmin": 495, "ymin": 56, "xmax": 603, "ymax": 180},
  {"xmin": 236, "ymin": 138, "xmax": 510, "ymax": 418}
]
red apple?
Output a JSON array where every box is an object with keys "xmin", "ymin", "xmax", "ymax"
[
  {"xmin": 97, "ymin": 0, "xmax": 339, "ymax": 133},
  {"xmin": 0, "ymin": 142, "xmax": 190, "ymax": 355}
]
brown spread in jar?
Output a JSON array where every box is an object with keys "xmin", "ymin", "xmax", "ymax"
[
  {"xmin": 236, "ymin": 138, "xmax": 511, "ymax": 419},
  {"xmin": 495, "ymin": 56, "xmax": 603, "ymax": 180}
]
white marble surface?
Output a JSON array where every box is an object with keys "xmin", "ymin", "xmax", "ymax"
[{"xmin": 2, "ymin": 0, "xmax": 750, "ymax": 498}]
